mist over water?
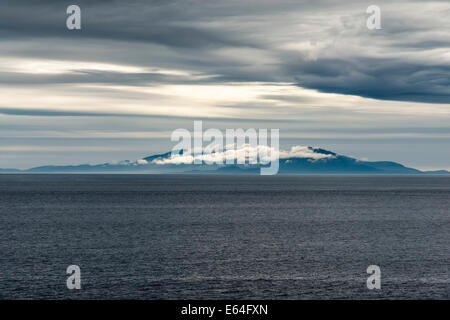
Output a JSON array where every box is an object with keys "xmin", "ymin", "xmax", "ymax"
[{"xmin": 0, "ymin": 174, "xmax": 449, "ymax": 299}]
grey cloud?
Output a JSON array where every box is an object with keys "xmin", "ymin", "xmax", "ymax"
[
  {"xmin": 0, "ymin": 107, "xmax": 295, "ymax": 122},
  {"xmin": 0, "ymin": 0, "xmax": 256, "ymax": 49},
  {"xmin": 287, "ymin": 57, "xmax": 450, "ymax": 103},
  {"xmin": 0, "ymin": 0, "xmax": 448, "ymax": 103},
  {"xmin": 0, "ymin": 71, "xmax": 217, "ymax": 86}
]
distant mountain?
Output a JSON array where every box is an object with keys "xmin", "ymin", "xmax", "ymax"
[
  {"xmin": 0, "ymin": 146, "xmax": 448, "ymax": 174},
  {"xmin": 0, "ymin": 168, "xmax": 21, "ymax": 173}
]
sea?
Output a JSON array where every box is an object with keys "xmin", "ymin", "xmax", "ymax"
[{"xmin": 0, "ymin": 174, "xmax": 449, "ymax": 299}]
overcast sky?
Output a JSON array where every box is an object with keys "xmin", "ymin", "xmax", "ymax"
[{"xmin": 0, "ymin": 0, "xmax": 449, "ymax": 169}]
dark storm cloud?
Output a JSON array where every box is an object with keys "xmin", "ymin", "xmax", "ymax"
[
  {"xmin": 0, "ymin": 0, "xmax": 255, "ymax": 49},
  {"xmin": 287, "ymin": 56, "xmax": 450, "ymax": 103},
  {"xmin": 0, "ymin": 0, "xmax": 449, "ymax": 103}
]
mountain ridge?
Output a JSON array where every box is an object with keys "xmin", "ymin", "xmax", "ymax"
[{"xmin": 0, "ymin": 146, "xmax": 448, "ymax": 174}]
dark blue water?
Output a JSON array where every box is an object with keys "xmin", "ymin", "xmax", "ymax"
[{"xmin": 0, "ymin": 174, "xmax": 449, "ymax": 299}]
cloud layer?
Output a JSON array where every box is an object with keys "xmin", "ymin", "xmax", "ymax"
[
  {"xmin": 0, "ymin": 0, "xmax": 448, "ymax": 103},
  {"xmin": 150, "ymin": 144, "xmax": 334, "ymax": 165}
]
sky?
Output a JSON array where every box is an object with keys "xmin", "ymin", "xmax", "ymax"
[{"xmin": 0, "ymin": 0, "xmax": 449, "ymax": 170}]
